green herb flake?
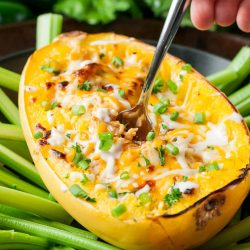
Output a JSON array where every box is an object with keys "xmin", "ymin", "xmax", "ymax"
[
  {"xmin": 182, "ymin": 64, "xmax": 192, "ymax": 73},
  {"xmin": 81, "ymin": 174, "xmax": 89, "ymax": 184},
  {"xmin": 51, "ymin": 101, "xmax": 59, "ymax": 110},
  {"xmin": 34, "ymin": 131, "xmax": 43, "ymax": 139},
  {"xmin": 118, "ymin": 89, "xmax": 125, "ymax": 98},
  {"xmin": 120, "ymin": 171, "xmax": 130, "ymax": 180},
  {"xmin": 141, "ymin": 154, "xmax": 151, "ymax": 166},
  {"xmin": 99, "ymin": 132, "xmax": 113, "ymax": 151},
  {"xmin": 153, "ymin": 98, "xmax": 170, "ymax": 115},
  {"xmin": 66, "ymin": 133, "xmax": 71, "ymax": 139},
  {"xmin": 166, "ymin": 143, "xmax": 179, "ymax": 156},
  {"xmin": 206, "ymin": 162, "xmax": 220, "ymax": 171},
  {"xmin": 69, "ymin": 184, "xmax": 96, "ymax": 202},
  {"xmin": 77, "ymin": 159, "xmax": 91, "ymax": 170},
  {"xmin": 78, "ymin": 80, "xmax": 91, "ymax": 91},
  {"xmin": 40, "ymin": 62, "xmax": 60, "ymax": 75},
  {"xmin": 182, "ymin": 176, "xmax": 188, "ymax": 182},
  {"xmin": 164, "ymin": 188, "xmax": 182, "ymax": 207},
  {"xmin": 111, "ymin": 203, "xmax": 127, "ymax": 217},
  {"xmin": 111, "ymin": 56, "xmax": 123, "ymax": 68},
  {"xmin": 146, "ymin": 131, "xmax": 155, "ymax": 141},
  {"xmin": 170, "ymin": 111, "xmax": 179, "ymax": 121},
  {"xmin": 167, "ymin": 80, "xmax": 178, "ymax": 94},
  {"xmin": 152, "ymin": 77, "xmax": 165, "ymax": 94},
  {"xmin": 161, "ymin": 123, "xmax": 168, "ymax": 130},
  {"xmin": 72, "ymin": 105, "xmax": 86, "ymax": 116},
  {"xmin": 109, "ymin": 190, "xmax": 118, "ymax": 199},
  {"xmin": 97, "ymin": 88, "xmax": 107, "ymax": 93},
  {"xmin": 194, "ymin": 112, "xmax": 206, "ymax": 124},
  {"xmin": 139, "ymin": 192, "xmax": 151, "ymax": 205},
  {"xmin": 199, "ymin": 165, "xmax": 207, "ymax": 173},
  {"xmin": 72, "ymin": 143, "xmax": 83, "ymax": 165}
]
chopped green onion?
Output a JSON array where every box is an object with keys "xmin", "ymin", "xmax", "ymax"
[
  {"xmin": 118, "ymin": 89, "xmax": 125, "ymax": 98},
  {"xmin": 71, "ymin": 105, "xmax": 86, "ymax": 116},
  {"xmin": 111, "ymin": 203, "xmax": 126, "ymax": 217},
  {"xmin": 155, "ymin": 145, "xmax": 166, "ymax": 166},
  {"xmin": 146, "ymin": 131, "xmax": 155, "ymax": 141},
  {"xmin": 81, "ymin": 174, "xmax": 89, "ymax": 184},
  {"xmin": 170, "ymin": 111, "xmax": 179, "ymax": 121},
  {"xmin": 66, "ymin": 133, "xmax": 71, "ymax": 139},
  {"xmin": 199, "ymin": 165, "xmax": 206, "ymax": 173},
  {"xmin": 120, "ymin": 171, "xmax": 130, "ymax": 180},
  {"xmin": 108, "ymin": 190, "xmax": 118, "ymax": 199},
  {"xmin": 141, "ymin": 154, "xmax": 151, "ymax": 166},
  {"xmin": 161, "ymin": 123, "xmax": 168, "ymax": 130},
  {"xmin": 40, "ymin": 63, "xmax": 60, "ymax": 75},
  {"xmin": 111, "ymin": 56, "xmax": 123, "ymax": 67},
  {"xmin": 72, "ymin": 143, "xmax": 83, "ymax": 165},
  {"xmin": 139, "ymin": 192, "xmax": 151, "ymax": 205},
  {"xmin": 182, "ymin": 64, "xmax": 192, "ymax": 72},
  {"xmin": 194, "ymin": 112, "xmax": 206, "ymax": 124},
  {"xmin": 164, "ymin": 187, "xmax": 182, "ymax": 207},
  {"xmin": 98, "ymin": 132, "xmax": 113, "ymax": 151},
  {"xmin": 36, "ymin": 13, "xmax": 63, "ymax": 49},
  {"xmin": 96, "ymin": 88, "xmax": 107, "ymax": 93},
  {"xmin": 69, "ymin": 184, "xmax": 96, "ymax": 202},
  {"xmin": 77, "ymin": 159, "xmax": 90, "ymax": 170},
  {"xmin": 51, "ymin": 101, "xmax": 59, "ymax": 110},
  {"xmin": 78, "ymin": 81, "xmax": 91, "ymax": 91},
  {"xmin": 152, "ymin": 77, "xmax": 165, "ymax": 94},
  {"xmin": 34, "ymin": 131, "xmax": 43, "ymax": 139},
  {"xmin": 206, "ymin": 162, "xmax": 220, "ymax": 171},
  {"xmin": 166, "ymin": 143, "xmax": 179, "ymax": 156},
  {"xmin": 167, "ymin": 80, "xmax": 178, "ymax": 94},
  {"xmin": 0, "ymin": 67, "xmax": 20, "ymax": 92},
  {"xmin": 153, "ymin": 98, "xmax": 170, "ymax": 115},
  {"xmin": 182, "ymin": 176, "xmax": 188, "ymax": 182}
]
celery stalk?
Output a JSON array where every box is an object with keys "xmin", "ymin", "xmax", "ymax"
[
  {"xmin": 0, "ymin": 244, "xmax": 47, "ymax": 250},
  {"xmin": 36, "ymin": 13, "xmax": 63, "ymax": 49},
  {"xmin": 236, "ymin": 98, "xmax": 250, "ymax": 117},
  {"xmin": 201, "ymin": 216, "xmax": 250, "ymax": 249},
  {"xmin": 0, "ymin": 144, "xmax": 45, "ymax": 189},
  {"xmin": 0, "ymin": 88, "xmax": 20, "ymax": 125},
  {"xmin": 244, "ymin": 115, "xmax": 250, "ymax": 128},
  {"xmin": 229, "ymin": 83, "xmax": 250, "ymax": 106},
  {"xmin": 0, "ymin": 187, "xmax": 72, "ymax": 224},
  {"xmin": 0, "ymin": 204, "xmax": 97, "ymax": 240},
  {"xmin": 207, "ymin": 69, "xmax": 237, "ymax": 87},
  {"xmin": 0, "ymin": 167, "xmax": 48, "ymax": 198},
  {"xmin": 0, "ymin": 123, "xmax": 24, "ymax": 141},
  {"xmin": 0, "ymin": 67, "xmax": 20, "ymax": 92},
  {"xmin": 0, "ymin": 214, "xmax": 120, "ymax": 250}
]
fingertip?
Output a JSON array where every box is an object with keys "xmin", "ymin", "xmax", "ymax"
[{"xmin": 237, "ymin": 0, "xmax": 250, "ymax": 32}]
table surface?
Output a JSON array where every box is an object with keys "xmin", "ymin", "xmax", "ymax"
[{"xmin": 0, "ymin": 18, "xmax": 249, "ymax": 59}]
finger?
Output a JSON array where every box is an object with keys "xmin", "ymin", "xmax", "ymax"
[
  {"xmin": 215, "ymin": 0, "xmax": 242, "ymax": 26},
  {"xmin": 191, "ymin": 0, "xmax": 216, "ymax": 30},
  {"xmin": 237, "ymin": 0, "xmax": 250, "ymax": 32}
]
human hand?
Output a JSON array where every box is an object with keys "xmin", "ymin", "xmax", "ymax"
[{"xmin": 190, "ymin": 0, "xmax": 250, "ymax": 32}]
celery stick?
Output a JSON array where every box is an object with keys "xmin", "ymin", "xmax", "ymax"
[
  {"xmin": 202, "ymin": 216, "xmax": 250, "ymax": 249},
  {"xmin": 0, "ymin": 123, "xmax": 24, "ymax": 141},
  {"xmin": 0, "ymin": 187, "xmax": 72, "ymax": 224},
  {"xmin": 50, "ymin": 247, "xmax": 75, "ymax": 250},
  {"xmin": 0, "ymin": 204, "xmax": 97, "ymax": 240},
  {"xmin": 0, "ymin": 144, "xmax": 45, "ymax": 189},
  {"xmin": 0, "ymin": 88, "xmax": 20, "ymax": 125},
  {"xmin": 229, "ymin": 208, "xmax": 241, "ymax": 226},
  {"xmin": 0, "ymin": 67, "xmax": 20, "ymax": 92},
  {"xmin": 0, "ymin": 167, "xmax": 48, "ymax": 198},
  {"xmin": 36, "ymin": 13, "xmax": 63, "ymax": 49},
  {"xmin": 0, "ymin": 165, "xmax": 20, "ymax": 178},
  {"xmin": 207, "ymin": 68, "xmax": 237, "ymax": 87},
  {"xmin": 0, "ymin": 139, "xmax": 32, "ymax": 162},
  {"xmin": 215, "ymin": 243, "xmax": 250, "ymax": 250},
  {"xmin": 229, "ymin": 83, "xmax": 250, "ymax": 106},
  {"xmin": 0, "ymin": 244, "xmax": 47, "ymax": 250},
  {"xmin": 0, "ymin": 230, "xmax": 49, "ymax": 247},
  {"xmin": 236, "ymin": 98, "xmax": 250, "ymax": 116},
  {"xmin": 0, "ymin": 214, "xmax": 119, "ymax": 250},
  {"xmin": 244, "ymin": 116, "xmax": 250, "ymax": 128}
]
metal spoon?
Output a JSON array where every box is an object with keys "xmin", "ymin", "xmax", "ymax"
[{"xmin": 117, "ymin": 0, "xmax": 190, "ymax": 141}]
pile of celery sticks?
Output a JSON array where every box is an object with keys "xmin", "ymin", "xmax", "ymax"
[{"xmin": 0, "ymin": 13, "xmax": 249, "ymax": 250}]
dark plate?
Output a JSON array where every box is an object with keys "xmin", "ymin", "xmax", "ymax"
[{"xmin": 0, "ymin": 44, "xmax": 229, "ymax": 76}]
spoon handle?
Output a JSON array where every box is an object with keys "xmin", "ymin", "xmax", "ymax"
[{"xmin": 139, "ymin": 0, "xmax": 191, "ymax": 104}]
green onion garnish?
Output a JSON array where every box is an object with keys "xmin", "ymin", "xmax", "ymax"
[
  {"xmin": 164, "ymin": 187, "xmax": 182, "ymax": 207},
  {"xmin": 199, "ymin": 162, "xmax": 220, "ymax": 172},
  {"xmin": 98, "ymin": 132, "xmax": 113, "ymax": 152},
  {"xmin": 96, "ymin": 88, "xmax": 107, "ymax": 93},
  {"xmin": 194, "ymin": 112, "xmax": 206, "ymax": 124},
  {"xmin": 153, "ymin": 98, "xmax": 170, "ymax": 115},
  {"xmin": 78, "ymin": 81, "xmax": 91, "ymax": 91},
  {"xmin": 40, "ymin": 63, "xmax": 60, "ymax": 75},
  {"xmin": 182, "ymin": 64, "xmax": 192, "ymax": 72},
  {"xmin": 167, "ymin": 80, "xmax": 178, "ymax": 94},
  {"xmin": 166, "ymin": 143, "xmax": 179, "ymax": 156},
  {"xmin": 111, "ymin": 203, "xmax": 127, "ymax": 217},
  {"xmin": 77, "ymin": 159, "xmax": 90, "ymax": 170},
  {"xmin": 182, "ymin": 176, "xmax": 188, "ymax": 182},
  {"xmin": 155, "ymin": 145, "xmax": 166, "ymax": 166},
  {"xmin": 108, "ymin": 190, "xmax": 118, "ymax": 199},
  {"xmin": 118, "ymin": 89, "xmax": 125, "ymax": 98},
  {"xmin": 71, "ymin": 105, "xmax": 86, "ymax": 116},
  {"xmin": 120, "ymin": 171, "xmax": 130, "ymax": 180},
  {"xmin": 69, "ymin": 184, "xmax": 96, "ymax": 202},
  {"xmin": 139, "ymin": 192, "xmax": 151, "ymax": 205},
  {"xmin": 141, "ymin": 154, "xmax": 151, "ymax": 166},
  {"xmin": 34, "ymin": 131, "xmax": 43, "ymax": 139},
  {"xmin": 170, "ymin": 111, "xmax": 179, "ymax": 121},
  {"xmin": 146, "ymin": 131, "xmax": 155, "ymax": 141},
  {"xmin": 161, "ymin": 123, "xmax": 168, "ymax": 130},
  {"xmin": 72, "ymin": 143, "xmax": 83, "ymax": 165},
  {"xmin": 111, "ymin": 56, "xmax": 123, "ymax": 68},
  {"xmin": 51, "ymin": 101, "xmax": 59, "ymax": 110},
  {"xmin": 81, "ymin": 174, "xmax": 89, "ymax": 184},
  {"xmin": 152, "ymin": 77, "xmax": 164, "ymax": 94}
]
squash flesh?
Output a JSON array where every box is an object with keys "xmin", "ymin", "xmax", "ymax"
[{"xmin": 19, "ymin": 32, "xmax": 250, "ymax": 249}]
